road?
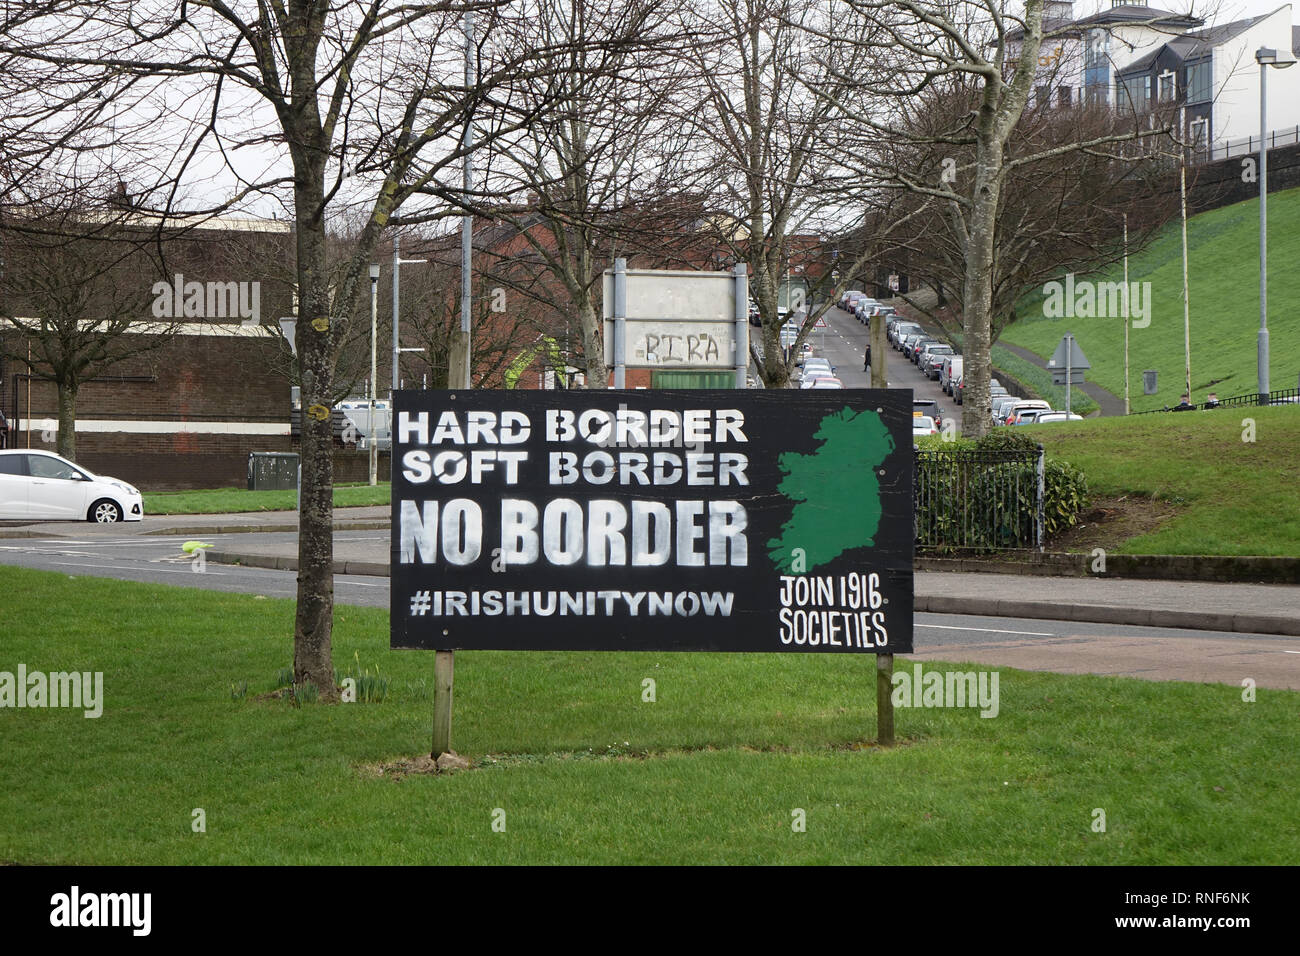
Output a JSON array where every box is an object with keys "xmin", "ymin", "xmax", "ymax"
[
  {"xmin": 5, "ymin": 529, "xmax": 1299, "ymax": 688},
  {"xmin": 796, "ymin": 304, "xmax": 960, "ymax": 430}
]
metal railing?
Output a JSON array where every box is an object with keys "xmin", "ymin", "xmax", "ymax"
[
  {"xmin": 1194, "ymin": 125, "xmax": 1300, "ymax": 164},
  {"xmin": 914, "ymin": 446, "xmax": 1045, "ymax": 552},
  {"xmin": 1133, "ymin": 387, "xmax": 1300, "ymax": 414}
]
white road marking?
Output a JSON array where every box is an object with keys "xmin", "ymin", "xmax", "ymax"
[
  {"xmin": 47, "ymin": 560, "xmax": 225, "ymax": 575},
  {"xmin": 917, "ymin": 623, "xmax": 1055, "ymax": 637}
]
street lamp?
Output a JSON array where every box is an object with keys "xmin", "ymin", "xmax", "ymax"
[
  {"xmin": 1255, "ymin": 45, "xmax": 1296, "ymax": 399},
  {"xmin": 368, "ymin": 264, "xmax": 380, "ymax": 487},
  {"xmin": 391, "ymin": 236, "xmax": 427, "ymax": 392}
]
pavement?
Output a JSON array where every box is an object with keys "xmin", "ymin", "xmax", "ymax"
[{"xmin": 5, "ymin": 505, "xmax": 1298, "ymax": 638}]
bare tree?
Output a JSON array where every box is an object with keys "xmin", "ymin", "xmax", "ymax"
[
  {"xmin": 2, "ymin": 1, "xmax": 633, "ymax": 698},
  {"xmin": 822, "ymin": 0, "xmax": 1183, "ymax": 434},
  {"xmin": 866, "ymin": 72, "xmax": 1179, "ymax": 348},
  {"xmin": 0, "ymin": 186, "xmax": 177, "ymax": 460},
  {"xmin": 396, "ymin": 0, "xmax": 697, "ymax": 388},
  {"xmin": 681, "ymin": 0, "xmax": 914, "ymax": 387}
]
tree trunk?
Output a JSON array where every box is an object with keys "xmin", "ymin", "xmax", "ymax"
[
  {"xmin": 291, "ymin": 154, "xmax": 339, "ymax": 701},
  {"xmin": 56, "ymin": 380, "xmax": 77, "ymax": 460},
  {"xmin": 960, "ymin": 139, "xmax": 1001, "ymax": 441},
  {"xmin": 577, "ymin": 295, "xmax": 607, "ymax": 387}
]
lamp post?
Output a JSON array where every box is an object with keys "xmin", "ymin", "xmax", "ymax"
[
  {"xmin": 459, "ymin": 7, "xmax": 476, "ymax": 391},
  {"xmin": 391, "ymin": 235, "xmax": 428, "ymax": 393},
  {"xmin": 1122, "ymin": 212, "xmax": 1130, "ymax": 414},
  {"xmin": 368, "ymin": 264, "xmax": 380, "ymax": 487},
  {"xmin": 1255, "ymin": 46, "xmax": 1297, "ymax": 400}
]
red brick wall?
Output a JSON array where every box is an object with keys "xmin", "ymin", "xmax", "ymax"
[{"xmin": 3, "ymin": 329, "xmax": 292, "ymax": 490}]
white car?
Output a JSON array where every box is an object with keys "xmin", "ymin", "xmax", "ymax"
[
  {"xmin": 802, "ymin": 376, "xmax": 844, "ymax": 389},
  {"xmin": 0, "ymin": 450, "xmax": 144, "ymax": 522},
  {"xmin": 799, "ymin": 361, "xmax": 834, "ymax": 383},
  {"xmin": 912, "ymin": 416, "xmax": 938, "ymax": 439}
]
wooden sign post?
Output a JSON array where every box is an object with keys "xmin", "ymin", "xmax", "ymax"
[{"xmin": 876, "ymin": 653, "xmax": 895, "ymax": 746}]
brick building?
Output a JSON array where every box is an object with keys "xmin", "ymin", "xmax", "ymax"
[{"xmin": 0, "ymin": 214, "xmax": 297, "ymax": 490}]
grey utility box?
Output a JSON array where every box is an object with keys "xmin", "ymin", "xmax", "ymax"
[
  {"xmin": 1143, "ymin": 370, "xmax": 1158, "ymax": 395},
  {"xmin": 248, "ymin": 452, "xmax": 300, "ymax": 491}
]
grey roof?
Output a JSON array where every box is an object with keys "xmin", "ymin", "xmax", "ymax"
[
  {"xmin": 1007, "ymin": 4, "xmax": 1204, "ymax": 44},
  {"xmin": 1073, "ymin": 4, "xmax": 1203, "ymax": 29},
  {"xmin": 1007, "ymin": 17, "xmax": 1083, "ymax": 41},
  {"xmin": 1118, "ymin": 12, "xmax": 1275, "ymax": 74}
]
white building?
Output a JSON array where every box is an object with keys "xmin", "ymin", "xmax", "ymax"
[
  {"xmin": 1008, "ymin": 2, "xmax": 1202, "ymax": 108},
  {"xmin": 1114, "ymin": 5, "xmax": 1300, "ymax": 154},
  {"xmin": 1009, "ymin": 3, "xmax": 1300, "ymax": 158}
]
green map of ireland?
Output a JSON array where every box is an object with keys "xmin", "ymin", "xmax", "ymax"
[{"xmin": 767, "ymin": 407, "xmax": 896, "ymax": 574}]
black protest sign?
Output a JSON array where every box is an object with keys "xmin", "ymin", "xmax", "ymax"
[{"xmin": 390, "ymin": 390, "xmax": 913, "ymax": 653}]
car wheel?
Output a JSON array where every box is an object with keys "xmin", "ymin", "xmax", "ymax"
[{"xmin": 89, "ymin": 499, "xmax": 123, "ymax": 523}]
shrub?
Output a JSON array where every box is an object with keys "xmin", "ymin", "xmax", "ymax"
[
  {"xmin": 975, "ymin": 430, "xmax": 1039, "ymax": 452},
  {"xmin": 915, "ymin": 435, "xmax": 1088, "ymax": 549},
  {"xmin": 1042, "ymin": 458, "xmax": 1088, "ymax": 536}
]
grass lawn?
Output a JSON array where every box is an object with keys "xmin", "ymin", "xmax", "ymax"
[
  {"xmin": 992, "ymin": 345, "xmax": 1100, "ymax": 416},
  {"xmin": 145, "ymin": 482, "xmax": 390, "ymax": 515},
  {"xmin": 2, "ymin": 565, "xmax": 1296, "ymax": 864},
  {"xmin": 1022, "ymin": 405, "xmax": 1300, "ymax": 555},
  {"xmin": 1002, "ymin": 185, "xmax": 1300, "ymax": 411}
]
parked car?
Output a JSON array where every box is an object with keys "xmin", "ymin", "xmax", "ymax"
[
  {"xmin": 940, "ymin": 356, "xmax": 964, "ymax": 394},
  {"xmin": 1010, "ymin": 408, "xmax": 1051, "ymax": 425},
  {"xmin": 844, "ymin": 292, "xmax": 871, "ymax": 315},
  {"xmin": 1004, "ymin": 400, "xmax": 1052, "ymax": 425},
  {"xmin": 805, "ymin": 377, "xmax": 845, "ymax": 389},
  {"xmin": 1032, "ymin": 412, "xmax": 1084, "ymax": 423},
  {"xmin": 799, "ymin": 360, "xmax": 834, "ymax": 383},
  {"xmin": 838, "ymin": 290, "xmax": 864, "ymax": 310},
  {"xmin": 921, "ymin": 345, "xmax": 954, "ymax": 377},
  {"xmin": 853, "ymin": 299, "xmax": 879, "ymax": 322},
  {"xmin": 0, "ymin": 450, "xmax": 143, "ymax": 522},
  {"xmin": 912, "ymin": 415, "xmax": 938, "ymax": 439},
  {"xmin": 992, "ymin": 396, "xmax": 1020, "ymax": 423},
  {"xmin": 914, "ymin": 340, "xmax": 945, "ymax": 366},
  {"xmin": 892, "ymin": 322, "xmax": 923, "ymax": 347},
  {"xmin": 902, "ymin": 334, "xmax": 933, "ymax": 360},
  {"xmin": 912, "ymin": 399, "xmax": 943, "ymax": 430}
]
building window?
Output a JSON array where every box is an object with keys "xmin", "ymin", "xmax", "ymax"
[
  {"xmin": 1186, "ymin": 61, "xmax": 1211, "ymax": 104},
  {"xmin": 1058, "ymin": 86, "xmax": 1072, "ymax": 107},
  {"xmin": 1117, "ymin": 74, "xmax": 1149, "ymax": 113},
  {"xmin": 1036, "ymin": 84, "xmax": 1050, "ymax": 107},
  {"xmin": 1190, "ymin": 118, "xmax": 1208, "ymax": 151},
  {"xmin": 1084, "ymin": 29, "xmax": 1111, "ymax": 103},
  {"xmin": 1159, "ymin": 71, "xmax": 1175, "ymax": 102}
]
